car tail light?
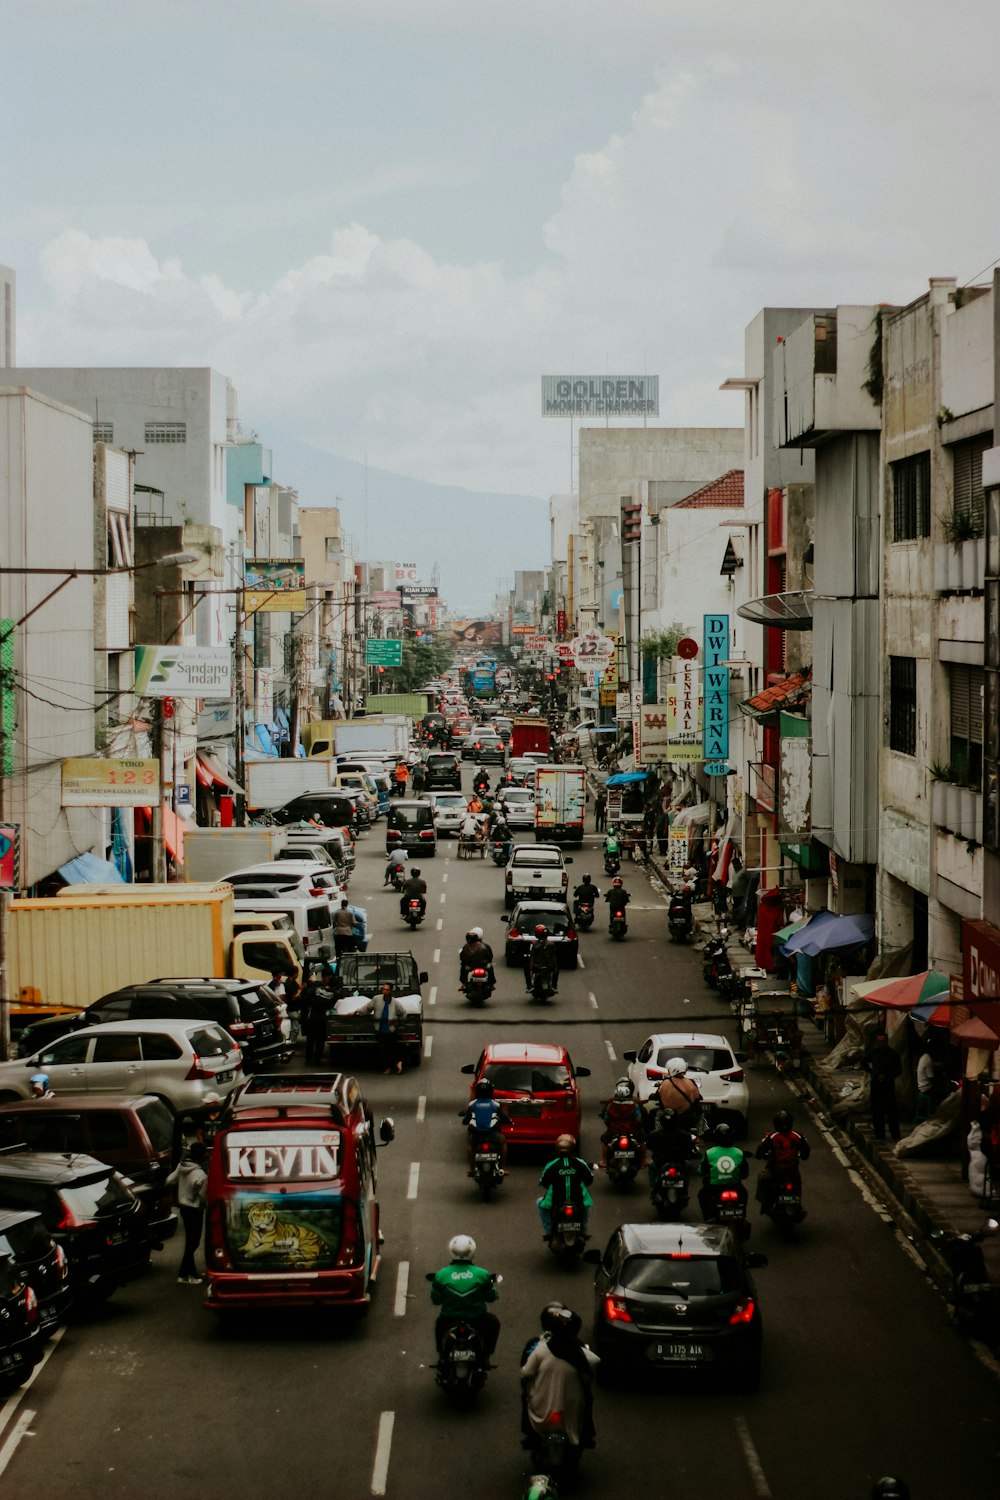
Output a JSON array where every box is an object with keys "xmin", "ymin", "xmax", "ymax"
[
  {"xmin": 22, "ymin": 1285, "xmax": 38, "ymax": 1327},
  {"xmin": 561, "ymin": 873, "xmax": 568, "ymax": 888},
  {"xmin": 54, "ymin": 1243, "xmax": 69, "ymax": 1281},
  {"xmin": 720, "ymin": 1189, "xmax": 740, "ymax": 1202},
  {"xmin": 720, "ymin": 1068, "xmax": 744, "ymax": 1083},
  {"xmin": 387, "ymin": 830, "xmax": 400, "ymax": 844},
  {"xmin": 420, "ymin": 829, "xmax": 434, "ymax": 838},
  {"xmin": 227, "ymin": 1021, "xmax": 254, "ymax": 1038},
  {"xmin": 335, "ymin": 1200, "xmax": 360, "ymax": 1268},
  {"xmin": 603, "ymin": 1295, "xmax": 632, "ymax": 1324},
  {"xmin": 566, "ymin": 928, "xmax": 577, "ymax": 941},
  {"xmin": 185, "ymin": 1056, "xmax": 213, "ymax": 1081},
  {"xmin": 646, "ymin": 1067, "xmax": 667, "ymax": 1080},
  {"xmin": 729, "ymin": 1298, "xmax": 756, "ymax": 1325},
  {"xmin": 310, "ymin": 886, "xmax": 326, "ymax": 897}
]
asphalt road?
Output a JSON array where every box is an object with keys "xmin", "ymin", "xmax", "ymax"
[{"xmin": 4, "ymin": 773, "xmax": 1000, "ymax": 1500}]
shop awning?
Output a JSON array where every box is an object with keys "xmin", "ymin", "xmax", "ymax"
[
  {"xmin": 59, "ymin": 852, "xmax": 125, "ymax": 886},
  {"xmin": 781, "ymin": 909, "xmax": 874, "ymax": 957},
  {"xmin": 672, "ymin": 801, "xmax": 711, "ymax": 829},
  {"xmin": 196, "ymin": 753, "xmax": 245, "ymax": 796}
]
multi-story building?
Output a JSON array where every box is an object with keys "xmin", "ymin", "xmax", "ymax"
[{"xmin": 0, "ymin": 267, "xmax": 14, "ymax": 368}]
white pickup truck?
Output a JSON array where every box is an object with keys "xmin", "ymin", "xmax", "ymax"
[{"xmin": 503, "ymin": 843, "xmax": 572, "ymax": 910}]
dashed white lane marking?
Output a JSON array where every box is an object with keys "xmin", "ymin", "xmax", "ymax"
[
  {"xmin": 371, "ymin": 1411, "xmax": 395, "ymax": 1496},
  {"xmin": 436, "ymin": 917, "xmax": 444, "ymax": 930},
  {"xmin": 440, "ymin": 892, "xmax": 446, "ymax": 903},
  {"xmin": 577, "ymin": 955, "xmax": 586, "ymax": 970},
  {"xmin": 0, "ymin": 1409, "xmax": 35, "ymax": 1482},
  {"xmin": 424, "ymin": 1034, "xmax": 434, "ymax": 1059},
  {"xmin": 429, "ymin": 986, "xmax": 437, "ymax": 1006},
  {"xmin": 734, "ymin": 1416, "xmax": 772, "ymax": 1498},
  {"xmin": 442, "ymin": 871, "xmax": 449, "ymax": 882},
  {"xmin": 394, "ymin": 1261, "xmax": 409, "ymax": 1317},
  {"xmin": 604, "ymin": 1039, "xmax": 616, "ymax": 1062},
  {"xmin": 588, "ymin": 992, "xmax": 598, "ymax": 1009},
  {"xmin": 416, "ymin": 1096, "xmax": 426, "ymax": 1123},
  {"xmin": 407, "ymin": 1162, "xmax": 420, "ymax": 1199},
  {"xmin": 0, "ymin": 1326, "xmax": 64, "ymax": 1442},
  {"xmin": 433, "ymin": 948, "xmax": 441, "ymax": 964}
]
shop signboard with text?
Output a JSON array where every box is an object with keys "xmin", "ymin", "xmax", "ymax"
[
  {"xmin": 702, "ymin": 614, "xmax": 730, "ymax": 774},
  {"xmin": 134, "ymin": 647, "xmax": 231, "ymax": 700},
  {"xmin": 541, "ymin": 375, "xmax": 659, "ymax": 418},
  {"xmin": 62, "ymin": 758, "xmax": 160, "ymax": 807},
  {"xmin": 245, "ymin": 559, "xmax": 306, "ymax": 613}
]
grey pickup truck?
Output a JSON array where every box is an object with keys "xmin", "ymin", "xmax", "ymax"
[{"xmin": 324, "ymin": 951, "xmax": 429, "ymax": 1067}]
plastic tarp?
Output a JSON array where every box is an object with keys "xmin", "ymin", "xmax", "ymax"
[
  {"xmin": 780, "ymin": 909, "xmax": 874, "ymax": 957},
  {"xmin": 58, "ymin": 851, "xmax": 125, "ymax": 885},
  {"xmin": 196, "ymin": 752, "xmax": 245, "ymax": 796},
  {"xmin": 672, "ymin": 801, "xmax": 710, "ymax": 829},
  {"xmin": 605, "ymin": 771, "xmax": 649, "ymax": 787}
]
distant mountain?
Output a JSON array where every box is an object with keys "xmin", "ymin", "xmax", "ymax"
[{"xmin": 266, "ymin": 432, "xmax": 550, "ymax": 612}]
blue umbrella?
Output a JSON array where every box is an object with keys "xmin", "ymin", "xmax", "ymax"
[{"xmin": 780, "ymin": 910, "xmax": 874, "ymax": 957}]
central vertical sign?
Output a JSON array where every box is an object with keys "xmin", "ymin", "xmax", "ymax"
[{"xmin": 703, "ymin": 614, "xmax": 729, "ymax": 775}]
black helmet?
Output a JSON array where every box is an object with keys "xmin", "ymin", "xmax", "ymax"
[
  {"xmin": 660, "ymin": 1107, "xmax": 677, "ymax": 1123},
  {"xmin": 871, "ymin": 1482, "xmax": 910, "ymax": 1500},
  {"xmin": 411, "ymin": 868, "xmax": 421, "ymax": 877},
  {"xmin": 540, "ymin": 1302, "xmax": 581, "ymax": 1338},
  {"xmin": 773, "ymin": 1110, "xmax": 793, "ymax": 1132},
  {"xmin": 474, "ymin": 1079, "xmax": 494, "ymax": 1099},
  {"xmin": 582, "ymin": 873, "xmax": 591, "ymax": 883},
  {"xmin": 713, "ymin": 1122, "xmax": 734, "ymax": 1145}
]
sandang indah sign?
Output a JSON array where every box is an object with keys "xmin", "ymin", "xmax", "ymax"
[{"xmin": 541, "ymin": 375, "xmax": 659, "ymax": 418}]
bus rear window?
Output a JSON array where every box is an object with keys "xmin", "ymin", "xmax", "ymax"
[{"xmin": 222, "ymin": 1193, "xmax": 343, "ymax": 1272}]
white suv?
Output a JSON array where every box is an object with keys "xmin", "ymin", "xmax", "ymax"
[
  {"xmin": 504, "ymin": 843, "xmax": 572, "ymax": 910},
  {"xmin": 623, "ymin": 1031, "xmax": 750, "ymax": 1137}
]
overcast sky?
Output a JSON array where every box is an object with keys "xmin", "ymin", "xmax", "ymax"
[{"xmin": 5, "ymin": 0, "xmax": 1000, "ymax": 515}]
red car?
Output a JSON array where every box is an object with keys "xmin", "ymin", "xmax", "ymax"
[{"xmin": 461, "ymin": 1043, "xmax": 591, "ymax": 1148}]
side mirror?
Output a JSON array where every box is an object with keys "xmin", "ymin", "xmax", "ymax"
[
  {"xmin": 622, "ymin": 1050, "xmax": 637, "ymax": 1063},
  {"xmin": 746, "ymin": 1252, "xmax": 768, "ymax": 1269},
  {"xmin": 460, "ymin": 1064, "xmax": 475, "ymax": 1075},
  {"xmin": 565, "ymin": 857, "xmax": 573, "ymax": 865},
  {"xmin": 379, "ymin": 1117, "xmax": 395, "ymax": 1144},
  {"xmin": 419, "ymin": 972, "xmax": 429, "ymax": 985},
  {"xmin": 575, "ymin": 1066, "xmax": 591, "ymax": 1078},
  {"xmin": 582, "ymin": 1249, "xmax": 602, "ymax": 1265}
]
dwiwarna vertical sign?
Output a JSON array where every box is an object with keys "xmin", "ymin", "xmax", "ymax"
[{"xmin": 703, "ymin": 614, "xmax": 729, "ymax": 774}]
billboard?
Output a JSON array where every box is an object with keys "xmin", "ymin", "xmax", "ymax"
[
  {"xmin": 134, "ymin": 646, "xmax": 232, "ymax": 699},
  {"xmin": 449, "ymin": 619, "xmax": 502, "ymax": 649},
  {"xmin": 62, "ymin": 758, "xmax": 160, "ymax": 806},
  {"xmin": 0, "ymin": 824, "xmax": 20, "ymax": 891},
  {"xmin": 245, "ymin": 558, "xmax": 306, "ymax": 613},
  {"xmin": 541, "ymin": 375, "xmax": 659, "ymax": 419}
]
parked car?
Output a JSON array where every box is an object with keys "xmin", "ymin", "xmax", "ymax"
[
  {"xmin": 0, "ymin": 1151, "xmax": 151, "ymax": 1303},
  {"xmin": 231, "ymin": 893, "xmax": 335, "ymax": 963},
  {"xmin": 460, "ymin": 1042, "xmax": 590, "ymax": 1148},
  {"xmin": 222, "ymin": 862, "xmax": 345, "ymax": 913},
  {"xmin": 586, "ymin": 1222, "xmax": 767, "ymax": 1390},
  {"xmin": 0, "ymin": 1020, "xmax": 244, "ymax": 1114},
  {"xmin": 18, "ymin": 981, "xmax": 287, "ymax": 1074},
  {"xmin": 0, "ymin": 1252, "xmax": 44, "ymax": 1392},
  {"xmin": 424, "ymin": 752, "xmax": 462, "ymax": 790},
  {"xmin": 623, "ymin": 1032, "xmax": 750, "ymax": 1136},
  {"xmin": 284, "ymin": 824, "xmax": 355, "ymax": 873},
  {"xmin": 503, "ymin": 900, "xmax": 579, "ymax": 969},
  {"xmin": 0, "ymin": 1094, "xmax": 178, "ymax": 1248},
  {"xmin": 504, "ymin": 843, "xmax": 572, "ymax": 909},
  {"xmin": 270, "ymin": 792, "xmax": 362, "ymax": 834},
  {"xmin": 0, "ymin": 1208, "xmax": 71, "ymax": 1337}
]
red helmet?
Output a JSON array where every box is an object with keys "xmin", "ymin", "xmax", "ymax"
[
  {"xmin": 534, "ymin": 924, "xmax": 548, "ymax": 937},
  {"xmin": 613, "ymin": 876, "xmax": 623, "ymax": 887}
]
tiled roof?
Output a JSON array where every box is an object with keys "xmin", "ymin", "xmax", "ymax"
[
  {"xmin": 674, "ymin": 469, "xmax": 744, "ymax": 508},
  {"xmin": 740, "ymin": 670, "xmax": 811, "ymax": 720}
]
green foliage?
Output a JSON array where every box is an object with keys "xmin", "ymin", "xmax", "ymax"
[
  {"xmin": 639, "ymin": 623, "xmax": 686, "ymax": 661},
  {"xmin": 941, "ymin": 509, "xmax": 983, "ymax": 547},
  {"xmin": 862, "ymin": 309, "xmax": 884, "ymax": 405},
  {"xmin": 382, "ymin": 637, "xmax": 454, "ymax": 691}
]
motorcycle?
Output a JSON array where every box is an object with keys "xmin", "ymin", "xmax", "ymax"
[
  {"xmin": 650, "ymin": 1158, "xmax": 690, "ymax": 1219},
  {"xmin": 667, "ymin": 901, "xmax": 693, "ymax": 943},
  {"xmin": 760, "ymin": 1175, "xmax": 805, "ymax": 1236},
  {"xmin": 603, "ymin": 850, "xmax": 621, "ymax": 877},
  {"xmin": 529, "ymin": 968, "xmax": 558, "ymax": 1004},
  {"xmin": 701, "ymin": 1182, "xmax": 750, "ymax": 1240},
  {"xmin": 471, "ymin": 1135, "xmax": 505, "ymax": 1199},
  {"xmin": 605, "ymin": 1132, "xmax": 642, "ymax": 1190},
  {"xmin": 546, "ymin": 1201, "xmax": 587, "ymax": 1263},
  {"xmin": 526, "ymin": 1412, "xmax": 582, "ymax": 1489},
  {"xmin": 389, "ymin": 864, "xmax": 406, "ymax": 892},
  {"xmin": 465, "ymin": 966, "xmax": 493, "ymax": 1009},
  {"xmin": 573, "ymin": 900, "xmax": 594, "ymax": 931},
  {"xmin": 702, "ymin": 932, "xmax": 730, "ymax": 988},
  {"xmin": 491, "ymin": 839, "xmax": 509, "ymax": 867},
  {"xmin": 931, "ymin": 1220, "xmax": 999, "ymax": 1339},
  {"xmin": 404, "ymin": 898, "xmax": 425, "ymax": 930},
  {"xmin": 427, "ymin": 1272, "xmax": 502, "ymax": 1405},
  {"xmin": 609, "ymin": 911, "xmax": 628, "ymax": 942}
]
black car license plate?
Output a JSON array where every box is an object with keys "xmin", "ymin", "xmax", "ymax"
[
  {"xmin": 0, "ymin": 1352, "xmax": 18, "ymax": 1371},
  {"xmin": 653, "ymin": 1342, "xmax": 706, "ymax": 1363},
  {"xmin": 40, "ymin": 1305, "xmax": 58, "ymax": 1329}
]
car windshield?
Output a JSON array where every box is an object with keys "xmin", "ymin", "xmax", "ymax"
[
  {"xmin": 512, "ymin": 850, "xmax": 561, "ymax": 867},
  {"xmin": 189, "ymin": 1026, "xmax": 232, "ymax": 1058},
  {"xmin": 654, "ymin": 1046, "xmax": 732, "ymax": 1073},
  {"xmin": 434, "ymin": 796, "xmax": 465, "ymax": 808},
  {"xmin": 136, "ymin": 1100, "xmax": 176, "ymax": 1154},
  {"xmin": 391, "ymin": 807, "xmax": 429, "ymax": 827},
  {"xmin": 0, "ymin": 1216, "xmax": 54, "ymax": 1261},
  {"xmin": 620, "ymin": 1255, "xmax": 741, "ymax": 1297},
  {"xmin": 338, "ymin": 956, "xmax": 416, "ymax": 994},
  {"xmin": 515, "ymin": 910, "xmax": 569, "ymax": 935},
  {"xmin": 60, "ymin": 1173, "xmax": 133, "ymax": 1219},
  {"xmin": 484, "ymin": 1063, "xmax": 572, "ymax": 1093},
  {"xmin": 427, "ymin": 756, "xmax": 455, "ymax": 767},
  {"xmin": 501, "ymin": 791, "xmax": 532, "ymax": 804},
  {"xmin": 221, "ymin": 1191, "xmax": 344, "ymax": 1272}
]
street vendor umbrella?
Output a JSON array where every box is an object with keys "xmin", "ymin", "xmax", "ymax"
[
  {"xmin": 781, "ymin": 909, "xmax": 874, "ymax": 958},
  {"xmin": 852, "ymin": 969, "xmax": 951, "ymax": 1011},
  {"xmin": 775, "ymin": 918, "xmax": 809, "ymax": 944},
  {"xmin": 952, "ymin": 1015, "xmax": 1000, "ymax": 1049}
]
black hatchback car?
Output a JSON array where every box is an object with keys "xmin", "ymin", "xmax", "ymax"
[
  {"xmin": 0, "ymin": 1152, "xmax": 150, "ymax": 1303},
  {"xmin": 269, "ymin": 791, "xmax": 362, "ymax": 833},
  {"xmin": 0, "ymin": 1208, "xmax": 71, "ymax": 1337},
  {"xmin": 424, "ymin": 752, "xmax": 462, "ymax": 790},
  {"xmin": 585, "ymin": 1221, "xmax": 767, "ymax": 1390},
  {"xmin": 0, "ymin": 1254, "xmax": 43, "ymax": 1395}
]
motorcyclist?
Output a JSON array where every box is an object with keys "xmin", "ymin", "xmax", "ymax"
[
  {"xmin": 603, "ymin": 826, "xmax": 622, "ymax": 861},
  {"xmin": 459, "ymin": 1079, "xmax": 511, "ymax": 1174},
  {"xmin": 490, "ymin": 810, "xmax": 512, "ymax": 860},
  {"xmin": 473, "ymin": 765, "xmax": 490, "ymax": 795},
  {"xmin": 598, "ymin": 1077, "xmax": 645, "ymax": 1169},
  {"xmin": 526, "ymin": 926, "xmax": 559, "ymax": 995},
  {"xmin": 655, "ymin": 1055, "xmax": 703, "ymax": 1130},
  {"xmin": 400, "ymin": 866, "xmax": 428, "ymax": 918},
  {"xmin": 537, "ymin": 1134, "xmax": 593, "ymax": 1240},
  {"xmin": 603, "ymin": 876, "xmax": 630, "ymax": 933},
  {"xmin": 646, "ymin": 1105, "xmax": 700, "ymax": 1185},
  {"xmin": 429, "ymin": 1234, "xmax": 501, "ymax": 1361},
  {"xmin": 520, "ymin": 1303, "xmax": 598, "ymax": 1453},
  {"xmin": 668, "ymin": 883, "xmax": 694, "ymax": 935},
  {"xmin": 697, "ymin": 1120, "xmax": 749, "ymax": 1218},
  {"xmin": 755, "ymin": 1109, "xmax": 811, "ymax": 1215},
  {"xmin": 29, "ymin": 1072, "xmax": 54, "ymax": 1100},
  {"xmin": 459, "ymin": 927, "xmax": 495, "ymax": 991},
  {"xmin": 572, "ymin": 872, "xmax": 600, "ymax": 918},
  {"xmin": 383, "ymin": 846, "xmax": 409, "ymax": 886}
]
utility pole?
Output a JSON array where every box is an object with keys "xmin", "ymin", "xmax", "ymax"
[{"xmin": 234, "ymin": 602, "xmax": 247, "ymax": 826}]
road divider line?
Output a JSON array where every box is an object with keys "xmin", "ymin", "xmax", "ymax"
[
  {"xmin": 436, "ymin": 917, "xmax": 444, "ymax": 930},
  {"xmin": 433, "ymin": 948, "xmax": 441, "ymax": 963},
  {"xmin": 577, "ymin": 955, "xmax": 586, "ymax": 970},
  {"xmin": 588, "ymin": 992, "xmax": 598, "ymax": 1009},
  {"xmin": 416, "ymin": 1096, "xmax": 426, "ymax": 1122},
  {"xmin": 394, "ymin": 1261, "xmax": 409, "ymax": 1316},
  {"xmin": 440, "ymin": 892, "xmax": 446, "ymax": 903},
  {"xmin": 0, "ymin": 1409, "xmax": 35, "ymax": 1483},
  {"xmin": 424, "ymin": 1034, "xmax": 434, "ymax": 1059},
  {"xmin": 0, "ymin": 1326, "xmax": 64, "ymax": 1442},
  {"xmin": 604, "ymin": 1039, "xmax": 616, "ymax": 1062},
  {"xmin": 442, "ymin": 872, "xmax": 448, "ymax": 882},
  {"xmin": 371, "ymin": 1411, "xmax": 395, "ymax": 1496},
  {"xmin": 407, "ymin": 1163, "xmax": 420, "ymax": 1200},
  {"xmin": 734, "ymin": 1416, "xmax": 772, "ymax": 1498},
  {"xmin": 429, "ymin": 986, "xmax": 437, "ymax": 1006}
]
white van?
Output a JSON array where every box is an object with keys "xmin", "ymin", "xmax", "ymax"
[{"xmin": 232, "ymin": 893, "xmax": 334, "ymax": 962}]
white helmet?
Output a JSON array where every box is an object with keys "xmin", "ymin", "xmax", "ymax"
[
  {"xmin": 470, "ymin": 926, "xmax": 483, "ymax": 940},
  {"xmin": 665, "ymin": 1056, "xmax": 688, "ymax": 1078},
  {"xmin": 448, "ymin": 1234, "xmax": 477, "ymax": 1262}
]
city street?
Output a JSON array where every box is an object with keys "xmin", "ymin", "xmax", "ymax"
[{"xmin": 3, "ymin": 780, "xmax": 998, "ymax": 1500}]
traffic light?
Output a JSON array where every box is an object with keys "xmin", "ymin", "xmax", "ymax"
[
  {"xmin": 376, "ymin": 666, "xmax": 386, "ymax": 675},
  {"xmin": 621, "ymin": 499, "xmax": 643, "ymax": 545},
  {"xmin": 545, "ymin": 673, "xmax": 555, "ymax": 682}
]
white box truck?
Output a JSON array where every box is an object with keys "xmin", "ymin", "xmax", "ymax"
[
  {"xmin": 182, "ymin": 827, "xmax": 288, "ymax": 882},
  {"xmin": 245, "ymin": 759, "xmax": 336, "ymax": 810},
  {"xmin": 333, "ymin": 717, "xmax": 409, "ymax": 759},
  {"xmin": 534, "ymin": 764, "xmax": 586, "ymax": 845}
]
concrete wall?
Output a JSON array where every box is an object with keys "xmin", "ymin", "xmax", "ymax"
[
  {"xmin": 0, "ymin": 267, "xmax": 14, "ymax": 368},
  {"xmin": 578, "ymin": 427, "xmax": 743, "ymax": 525},
  {"xmin": 941, "ymin": 288, "xmax": 993, "ymax": 420}
]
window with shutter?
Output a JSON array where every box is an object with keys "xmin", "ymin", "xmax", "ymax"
[
  {"xmin": 892, "ymin": 454, "xmax": 931, "ymax": 541},
  {"xmin": 952, "ymin": 435, "xmax": 990, "ymax": 533},
  {"xmin": 889, "ymin": 656, "xmax": 917, "ymax": 755},
  {"xmin": 949, "ymin": 663, "xmax": 983, "ymax": 784}
]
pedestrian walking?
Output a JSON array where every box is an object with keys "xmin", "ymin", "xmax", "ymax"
[
  {"xmin": 168, "ymin": 1141, "xmax": 209, "ymax": 1283},
  {"xmin": 374, "ymin": 982, "xmax": 406, "ymax": 1075},
  {"xmin": 284, "ymin": 975, "xmax": 302, "ymax": 1046},
  {"xmin": 332, "ymin": 898, "xmax": 357, "ymax": 957},
  {"xmin": 867, "ymin": 1031, "xmax": 902, "ymax": 1141},
  {"xmin": 594, "ymin": 789, "xmax": 607, "ymax": 833}
]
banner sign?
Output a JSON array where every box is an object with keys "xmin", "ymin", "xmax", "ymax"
[
  {"xmin": 615, "ymin": 691, "xmax": 631, "ymax": 722},
  {"xmin": 571, "ymin": 629, "xmax": 616, "ymax": 671},
  {"xmin": 255, "ymin": 668, "xmax": 273, "ymax": 724},
  {"xmin": 397, "ymin": 585, "xmax": 438, "ymax": 598},
  {"xmin": 541, "ymin": 375, "xmax": 659, "ymax": 419},
  {"xmin": 62, "ymin": 758, "xmax": 160, "ymax": 807},
  {"xmin": 0, "ymin": 824, "xmax": 20, "ymax": 891},
  {"xmin": 524, "ymin": 634, "xmax": 549, "ymax": 651},
  {"xmin": 703, "ymin": 614, "xmax": 730, "ymax": 774},
  {"xmin": 511, "ymin": 624, "xmax": 536, "ymax": 636},
  {"xmin": 394, "ymin": 563, "xmax": 419, "ymax": 584},
  {"xmin": 365, "ymin": 638, "xmax": 403, "ymax": 667},
  {"xmin": 245, "ymin": 559, "xmax": 306, "ymax": 613},
  {"xmin": 134, "ymin": 646, "xmax": 231, "ymax": 700},
  {"xmin": 668, "ymin": 827, "xmax": 689, "ymax": 873}
]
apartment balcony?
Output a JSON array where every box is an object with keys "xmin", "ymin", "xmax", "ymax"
[
  {"xmin": 934, "ymin": 537, "xmax": 985, "ymax": 593},
  {"xmin": 774, "ymin": 308, "xmax": 881, "ymax": 448},
  {"xmin": 930, "ymin": 778, "xmax": 983, "ymax": 843}
]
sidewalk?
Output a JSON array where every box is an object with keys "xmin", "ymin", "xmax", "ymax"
[{"xmin": 638, "ymin": 844, "xmax": 1000, "ymax": 1296}]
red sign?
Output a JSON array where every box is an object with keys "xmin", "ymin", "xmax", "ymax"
[
  {"xmin": 556, "ymin": 610, "xmax": 567, "ymax": 636},
  {"xmin": 0, "ymin": 824, "xmax": 20, "ymax": 891},
  {"xmin": 557, "ymin": 643, "xmax": 574, "ymax": 660},
  {"xmin": 677, "ymin": 636, "xmax": 699, "ymax": 660}
]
